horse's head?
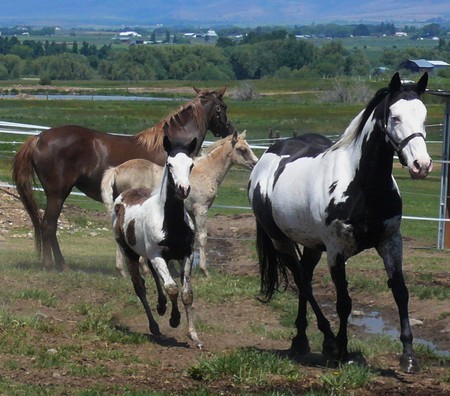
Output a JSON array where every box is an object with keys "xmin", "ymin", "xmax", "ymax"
[
  {"xmin": 163, "ymin": 135, "xmax": 196, "ymax": 200},
  {"xmin": 380, "ymin": 72, "xmax": 432, "ymax": 179},
  {"xmin": 194, "ymin": 86, "xmax": 235, "ymax": 138},
  {"xmin": 230, "ymin": 130, "xmax": 259, "ymax": 170}
]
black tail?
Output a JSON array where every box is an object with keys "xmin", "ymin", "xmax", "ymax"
[{"xmin": 255, "ymin": 221, "xmax": 290, "ymax": 302}]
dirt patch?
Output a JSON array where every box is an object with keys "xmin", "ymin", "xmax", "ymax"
[{"xmin": 0, "ymin": 186, "xmax": 449, "ymax": 395}]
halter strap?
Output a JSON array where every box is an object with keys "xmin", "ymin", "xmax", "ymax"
[{"xmin": 385, "ymin": 131, "xmax": 426, "ymax": 166}]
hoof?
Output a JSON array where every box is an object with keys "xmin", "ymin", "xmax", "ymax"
[
  {"xmin": 322, "ymin": 339, "xmax": 339, "ymax": 359},
  {"xmin": 169, "ymin": 312, "xmax": 181, "ymax": 328},
  {"xmin": 290, "ymin": 337, "xmax": 311, "ymax": 356},
  {"xmin": 196, "ymin": 341, "xmax": 204, "ymax": 350},
  {"xmin": 400, "ymin": 354, "xmax": 421, "ymax": 373},
  {"xmin": 157, "ymin": 300, "xmax": 167, "ymax": 316},
  {"xmin": 149, "ymin": 324, "xmax": 162, "ymax": 337}
]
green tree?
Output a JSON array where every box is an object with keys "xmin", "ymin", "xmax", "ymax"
[{"xmin": 0, "ymin": 54, "xmax": 22, "ymax": 78}]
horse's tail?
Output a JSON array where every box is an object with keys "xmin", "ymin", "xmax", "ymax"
[
  {"xmin": 11, "ymin": 136, "xmax": 42, "ymax": 255},
  {"xmin": 100, "ymin": 167, "xmax": 117, "ymax": 213},
  {"xmin": 255, "ymin": 221, "xmax": 289, "ymax": 302}
]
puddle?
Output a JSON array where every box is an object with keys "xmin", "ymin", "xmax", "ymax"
[{"xmin": 349, "ymin": 311, "xmax": 450, "ymax": 357}]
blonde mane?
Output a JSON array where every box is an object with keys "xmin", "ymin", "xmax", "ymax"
[
  {"xmin": 135, "ymin": 92, "xmax": 209, "ymax": 152},
  {"xmin": 200, "ymin": 134, "xmax": 232, "ymax": 156}
]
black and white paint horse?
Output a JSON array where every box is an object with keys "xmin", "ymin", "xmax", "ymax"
[
  {"xmin": 248, "ymin": 73, "xmax": 431, "ymax": 373},
  {"xmin": 113, "ymin": 133, "xmax": 203, "ymax": 348}
]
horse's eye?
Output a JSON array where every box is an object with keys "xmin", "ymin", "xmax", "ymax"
[
  {"xmin": 392, "ymin": 116, "xmax": 401, "ymax": 123},
  {"xmin": 216, "ymin": 105, "xmax": 221, "ymax": 112},
  {"xmin": 238, "ymin": 147, "xmax": 248, "ymax": 153}
]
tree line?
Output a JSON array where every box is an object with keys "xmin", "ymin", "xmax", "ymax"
[{"xmin": 0, "ymin": 27, "xmax": 449, "ymax": 82}]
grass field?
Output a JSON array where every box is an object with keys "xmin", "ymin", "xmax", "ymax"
[{"xmin": 0, "ymin": 77, "xmax": 449, "ymax": 394}]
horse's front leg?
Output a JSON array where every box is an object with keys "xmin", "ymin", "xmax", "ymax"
[
  {"xmin": 193, "ymin": 207, "xmax": 210, "ymax": 278},
  {"xmin": 377, "ymin": 233, "xmax": 420, "ymax": 373},
  {"xmin": 151, "ymin": 257, "xmax": 180, "ymax": 328},
  {"xmin": 180, "ymin": 253, "xmax": 203, "ymax": 349},
  {"xmin": 329, "ymin": 253, "xmax": 352, "ymax": 363},
  {"xmin": 146, "ymin": 259, "xmax": 167, "ymax": 316}
]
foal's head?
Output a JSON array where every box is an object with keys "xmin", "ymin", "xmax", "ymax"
[
  {"xmin": 163, "ymin": 135, "xmax": 197, "ymax": 200},
  {"xmin": 229, "ymin": 130, "xmax": 259, "ymax": 170}
]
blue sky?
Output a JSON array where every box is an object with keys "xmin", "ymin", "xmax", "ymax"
[{"xmin": 2, "ymin": 1, "xmax": 449, "ymax": 27}]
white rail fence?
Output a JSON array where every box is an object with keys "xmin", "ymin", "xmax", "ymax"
[{"xmin": 0, "ymin": 120, "xmax": 449, "ymax": 247}]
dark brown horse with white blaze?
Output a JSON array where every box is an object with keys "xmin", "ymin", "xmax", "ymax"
[{"xmin": 12, "ymin": 87, "xmax": 234, "ymax": 271}]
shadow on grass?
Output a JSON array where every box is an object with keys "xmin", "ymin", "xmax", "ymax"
[
  {"xmin": 112, "ymin": 321, "xmax": 192, "ymax": 349},
  {"xmin": 264, "ymin": 347, "xmax": 408, "ymax": 381},
  {"xmin": 13, "ymin": 260, "xmax": 117, "ymax": 277}
]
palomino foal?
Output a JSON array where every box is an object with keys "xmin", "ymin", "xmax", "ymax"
[
  {"xmin": 103, "ymin": 130, "xmax": 258, "ymax": 277},
  {"xmin": 112, "ymin": 135, "xmax": 203, "ymax": 348}
]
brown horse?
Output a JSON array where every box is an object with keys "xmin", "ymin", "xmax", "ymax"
[{"xmin": 12, "ymin": 87, "xmax": 234, "ymax": 271}]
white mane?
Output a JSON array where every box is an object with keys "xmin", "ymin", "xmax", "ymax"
[{"xmin": 331, "ymin": 109, "xmax": 366, "ymax": 150}]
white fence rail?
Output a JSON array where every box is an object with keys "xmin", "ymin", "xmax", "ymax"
[{"xmin": 0, "ymin": 120, "xmax": 449, "ymax": 243}]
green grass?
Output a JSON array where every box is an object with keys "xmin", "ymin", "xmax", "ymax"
[
  {"xmin": 319, "ymin": 363, "xmax": 376, "ymax": 395},
  {"xmin": 188, "ymin": 347, "xmax": 302, "ymax": 385}
]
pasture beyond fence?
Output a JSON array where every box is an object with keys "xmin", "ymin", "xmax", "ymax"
[{"xmin": 1, "ymin": 117, "xmax": 450, "ymax": 249}]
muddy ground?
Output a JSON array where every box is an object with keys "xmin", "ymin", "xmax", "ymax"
[{"xmin": 0, "ymin": 187, "xmax": 449, "ymax": 395}]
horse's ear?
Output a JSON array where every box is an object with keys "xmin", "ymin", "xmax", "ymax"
[
  {"xmin": 231, "ymin": 129, "xmax": 238, "ymax": 142},
  {"xmin": 188, "ymin": 137, "xmax": 198, "ymax": 155},
  {"xmin": 163, "ymin": 121, "xmax": 170, "ymax": 136},
  {"xmin": 416, "ymin": 72, "xmax": 428, "ymax": 95},
  {"xmin": 163, "ymin": 135, "xmax": 171, "ymax": 153},
  {"xmin": 216, "ymin": 86, "xmax": 227, "ymax": 99},
  {"xmin": 389, "ymin": 72, "xmax": 402, "ymax": 91},
  {"xmin": 193, "ymin": 87, "xmax": 201, "ymax": 94},
  {"xmin": 239, "ymin": 129, "xmax": 247, "ymax": 139}
]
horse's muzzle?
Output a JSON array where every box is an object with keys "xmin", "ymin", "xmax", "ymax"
[
  {"xmin": 177, "ymin": 185, "xmax": 191, "ymax": 200},
  {"xmin": 409, "ymin": 158, "xmax": 433, "ymax": 179}
]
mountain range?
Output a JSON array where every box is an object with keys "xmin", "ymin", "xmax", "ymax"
[{"xmin": 2, "ymin": 1, "xmax": 450, "ymax": 27}]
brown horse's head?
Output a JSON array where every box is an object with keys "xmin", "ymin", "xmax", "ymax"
[{"xmin": 193, "ymin": 86, "xmax": 235, "ymax": 138}]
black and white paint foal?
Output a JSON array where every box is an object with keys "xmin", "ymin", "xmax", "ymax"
[
  {"xmin": 248, "ymin": 72, "xmax": 431, "ymax": 373},
  {"xmin": 113, "ymin": 135, "xmax": 203, "ymax": 348}
]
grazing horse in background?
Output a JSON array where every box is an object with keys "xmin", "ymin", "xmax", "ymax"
[
  {"xmin": 12, "ymin": 87, "xmax": 234, "ymax": 271},
  {"xmin": 101, "ymin": 130, "xmax": 258, "ymax": 278},
  {"xmin": 248, "ymin": 73, "xmax": 431, "ymax": 373},
  {"xmin": 113, "ymin": 134, "xmax": 202, "ymax": 347}
]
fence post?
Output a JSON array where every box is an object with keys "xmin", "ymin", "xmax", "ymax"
[{"xmin": 430, "ymin": 91, "xmax": 450, "ymax": 249}]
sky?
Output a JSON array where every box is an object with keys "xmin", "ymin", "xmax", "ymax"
[{"xmin": 1, "ymin": 1, "xmax": 449, "ymax": 27}]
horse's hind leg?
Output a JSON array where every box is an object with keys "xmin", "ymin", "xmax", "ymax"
[
  {"xmin": 180, "ymin": 254, "xmax": 203, "ymax": 348},
  {"xmin": 377, "ymin": 234, "xmax": 420, "ymax": 373},
  {"xmin": 272, "ymin": 239, "xmax": 311, "ymax": 356},
  {"xmin": 126, "ymin": 256, "xmax": 161, "ymax": 337},
  {"xmin": 302, "ymin": 247, "xmax": 338, "ymax": 358},
  {"xmin": 328, "ymin": 254, "xmax": 352, "ymax": 362},
  {"xmin": 115, "ymin": 245, "xmax": 127, "ymax": 277},
  {"xmin": 41, "ymin": 194, "xmax": 67, "ymax": 271}
]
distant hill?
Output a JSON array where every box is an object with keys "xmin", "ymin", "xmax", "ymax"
[{"xmin": 1, "ymin": 0, "xmax": 449, "ymax": 27}]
